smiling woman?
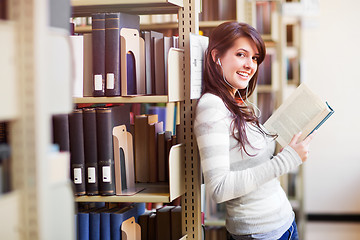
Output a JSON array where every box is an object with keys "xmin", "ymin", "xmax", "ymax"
[
  {"xmin": 212, "ymin": 37, "xmax": 259, "ymax": 93},
  {"xmin": 194, "ymin": 21, "xmax": 317, "ymax": 240}
]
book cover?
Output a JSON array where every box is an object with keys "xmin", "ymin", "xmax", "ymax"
[
  {"xmin": 91, "ymin": 13, "xmax": 106, "ymax": 97},
  {"xmin": 82, "ymin": 108, "xmax": 99, "ymax": 195},
  {"xmin": 68, "ymin": 109, "xmax": 86, "ymax": 196},
  {"xmin": 264, "ymin": 83, "xmax": 334, "ymax": 147}
]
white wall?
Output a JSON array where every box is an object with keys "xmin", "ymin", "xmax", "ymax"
[{"xmin": 302, "ymin": 0, "xmax": 360, "ymax": 214}]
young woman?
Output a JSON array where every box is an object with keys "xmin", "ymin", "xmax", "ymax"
[{"xmin": 194, "ymin": 22, "xmax": 315, "ymax": 240}]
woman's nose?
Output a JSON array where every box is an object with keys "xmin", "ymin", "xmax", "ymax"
[{"xmin": 244, "ymin": 57, "xmax": 255, "ymax": 69}]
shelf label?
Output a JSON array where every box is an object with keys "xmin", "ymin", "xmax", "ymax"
[{"xmin": 73, "ymin": 168, "xmax": 82, "ymax": 184}]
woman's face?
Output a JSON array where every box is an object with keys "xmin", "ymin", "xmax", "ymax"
[{"xmin": 218, "ymin": 36, "xmax": 259, "ymax": 95}]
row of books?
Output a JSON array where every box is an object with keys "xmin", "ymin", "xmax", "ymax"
[
  {"xmin": 76, "ymin": 203, "xmax": 182, "ymax": 240},
  {"xmin": 140, "ymin": 14, "xmax": 178, "ymax": 25},
  {"xmin": 52, "ymin": 105, "xmax": 178, "ymax": 196},
  {"xmin": 256, "ymin": 1, "xmax": 277, "ymax": 36},
  {"xmin": 70, "ymin": 12, "xmax": 180, "ymax": 98},
  {"xmin": 76, "ymin": 202, "xmax": 145, "ymax": 240},
  {"xmin": 199, "ymin": 0, "xmax": 277, "ymax": 36},
  {"xmin": 199, "ymin": 0, "xmax": 236, "ymax": 22},
  {"xmin": 71, "ymin": 13, "xmax": 178, "ymax": 28}
]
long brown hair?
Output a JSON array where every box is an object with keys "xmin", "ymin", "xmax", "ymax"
[{"xmin": 202, "ymin": 21, "xmax": 273, "ymax": 154}]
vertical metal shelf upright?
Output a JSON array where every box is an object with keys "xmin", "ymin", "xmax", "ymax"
[{"xmin": 178, "ymin": 0, "xmax": 202, "ymax": 239}]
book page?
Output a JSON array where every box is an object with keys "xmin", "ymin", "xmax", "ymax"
[
  {"xmin": 264, "ymin": 83, "xmax": 331, "ymax": 147},
  {"xmin": 189, "ymin": 33, "xmax": 209, "ymax": 99}
]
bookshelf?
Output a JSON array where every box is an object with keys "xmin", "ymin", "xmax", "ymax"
[
  {"xmin": 70, "ymin": 0, "xmax": 202, "ymax": 239},
  {"xmin": 0, "ymin": 0, "xmax": 202, "ymax": 239}
]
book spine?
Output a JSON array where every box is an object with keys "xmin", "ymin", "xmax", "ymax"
[
  {"xmin": 77, "ymin": 212, "xmax": 90, "ymax": 240},
  {"xmin": 134, "ymin": 116, "xmax": 149, "ymax": 182},
  {"xmin": 105, "ymin": 13, "xmax": 121, "ymax": 97},
  {"xmin": 83, "ymin": 108, "xmax": 99, "ymax": 195},
  {"xmin": 52, "ymin": 114, "xmax": 70, "ymax": 152},
  {"xmin": 156, "ymin": 206, "xmax": 174, "ymax": 240},
  {"xmin": 92, "ymin": 13, "xmax": 106, "ymax": 97},
  {"xmin": 141, "ymin": 31, "xmax": 153, "ymax": 94},
  {"xmin": 68, "ymin": 109, "xmax": 86, "ymax": 196},
  {"xmin": 148, "ymin": 122, "xmax": 164, "ymax": 182},
  {"xmin": 100, "ymin": 212, "xmax": 112, "ymax": 240},
  {"xmin": 89, "ymin": 212, "xmax": 101, "ymax": 240},
  {"xmin": 96, "ymin": 107, "xmax": 115, "ymax": 195}
]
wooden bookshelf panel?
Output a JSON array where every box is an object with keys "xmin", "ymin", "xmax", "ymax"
[
  {"xmin": 71, "ymin": 0, "xmax": 183, "ymax": 17},
  {"xmin": 75, "ymin": 144, "xmax": 185, "ymax": 203},
  {"xmin": 0, "ymin": 191, "xmax": 20, "ymax": 239},
  {"xmin": 0, "ymin": 21, "xmax": 18, "ymax": 121}
]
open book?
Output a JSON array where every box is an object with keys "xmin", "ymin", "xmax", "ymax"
[{"xmin": 263, "ymin": 83, "xmax": 334, "ymax": 147}]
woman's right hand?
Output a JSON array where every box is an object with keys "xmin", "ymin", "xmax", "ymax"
[{"xmin": 288, "ymin": 131, "xmax": 317, "ymax": 162}]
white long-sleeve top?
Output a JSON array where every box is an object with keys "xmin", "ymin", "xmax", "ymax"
[{"xmin": 194, "ymin": 93, "xmax": 302, "ymax": 236}]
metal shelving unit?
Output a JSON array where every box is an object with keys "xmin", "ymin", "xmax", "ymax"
[{"xmin": 71, "ymin": 0, "xmax": 202, "ymax": 239}]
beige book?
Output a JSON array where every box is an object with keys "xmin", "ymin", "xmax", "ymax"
[{"xmin": 264, "ymin": 83, "xmax": 334, "ymax": 147}]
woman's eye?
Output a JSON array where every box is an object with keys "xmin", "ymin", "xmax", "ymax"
[
  {"xmin": 253, "ymin": 56, "xmax": 259, "ymax": 62},
  {"xmin": 236, "ymin": 52, "xmax": 245, "ymax": 57}
]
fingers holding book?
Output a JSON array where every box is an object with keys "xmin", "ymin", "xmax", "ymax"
[{"xmin": 288, "ymin": 130, "xmax": 317, "ymax": 162}]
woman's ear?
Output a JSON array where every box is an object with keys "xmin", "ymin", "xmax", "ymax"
[{"xmin": 211, "ymin": 49, "xmax": 218, "ymax": 64}]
